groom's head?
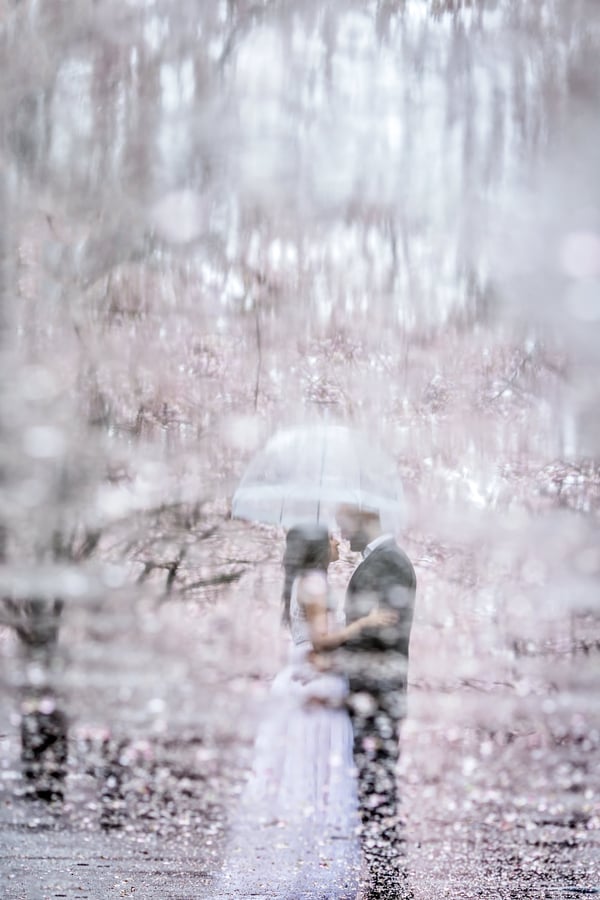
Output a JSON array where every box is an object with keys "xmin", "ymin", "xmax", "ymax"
[{"xmin": 335, "ymin": 504, "xmax": 381, "ymax": 553}]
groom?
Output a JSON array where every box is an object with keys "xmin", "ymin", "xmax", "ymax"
[{"xmin": 335, "ymin": 503, "xmax": 416, "ymax": 899}]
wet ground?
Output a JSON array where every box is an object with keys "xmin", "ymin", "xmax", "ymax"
[{"xmin": 1, "ymin": 699, "xmax": 598, "ymax": 899}]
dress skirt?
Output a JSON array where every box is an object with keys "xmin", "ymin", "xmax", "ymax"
[{"xmin": 213, "ymin": 643, "xmax": 361, "ymax": 899}]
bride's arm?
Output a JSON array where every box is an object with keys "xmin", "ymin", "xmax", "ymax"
[{"xmin": 298, "ymin": 573, "xmax": 397, "ymax": 653}]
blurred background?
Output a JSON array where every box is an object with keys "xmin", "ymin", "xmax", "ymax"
[{"xmin": 0, "ymin": 1, "xmax": 599, "ymax": 896}]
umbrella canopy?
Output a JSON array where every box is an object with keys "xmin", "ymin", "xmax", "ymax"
[{"xmin": 231, "ymin": 424, "xmax": 404, "ymax": 531}]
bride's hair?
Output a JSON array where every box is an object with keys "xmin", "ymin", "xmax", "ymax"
[{"xmin": 281, "ymin": 524, "xmax": 330, "ymax": 626}]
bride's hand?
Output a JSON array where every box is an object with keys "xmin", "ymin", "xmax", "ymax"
[
  {"xmin": 364, "ymin": 607, "xmax": 398, "ymax": 629},
  {"xmin": 309, "ymin": 650, "xmax": 332, "ymax": 672}
]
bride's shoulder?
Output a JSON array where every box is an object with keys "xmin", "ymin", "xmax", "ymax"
[{"xmin": 296, "ymin": 569, "xmax": 328, "ymax": 600}]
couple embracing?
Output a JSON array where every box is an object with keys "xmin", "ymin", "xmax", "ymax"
[{"xmin": 216, "ymin": 502, "xmax": 416, "ymax": 900}]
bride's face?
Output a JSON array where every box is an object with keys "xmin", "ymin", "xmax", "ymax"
[{"xmin": 328, "ymin": 533, "xmax": 340, "ymax": 564}]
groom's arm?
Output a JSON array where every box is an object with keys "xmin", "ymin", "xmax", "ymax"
[
  {"xmin": 379, "ymin": 549, "xmax": 416, "ymax": 652},
  {"xmin": 350, "ymin": 550, "xmax": 416, "ymax": 654}
]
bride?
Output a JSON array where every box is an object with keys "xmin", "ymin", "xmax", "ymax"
[{"xmin": 214, "ymin": 523, "xmax": 396, "ymax": 899}]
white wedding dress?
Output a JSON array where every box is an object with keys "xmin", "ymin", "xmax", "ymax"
[{"xmin": 213, "ymin": 574, "xmax": 361, "ymax": 899}]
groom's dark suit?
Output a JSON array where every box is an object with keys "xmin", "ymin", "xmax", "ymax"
[{"xmin": 343, "ymin": 536, "xmax": 416, "ymax": 898}]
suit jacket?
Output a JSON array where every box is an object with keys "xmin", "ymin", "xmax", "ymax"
[{"xmin": 344, "ymin": 538, "xmax": 416, "ymax": 664}]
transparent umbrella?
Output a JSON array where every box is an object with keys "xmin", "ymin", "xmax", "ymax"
[{"xmin": 231, "ymin": 424, "xmax": 404, "ymax": 531}]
